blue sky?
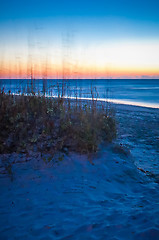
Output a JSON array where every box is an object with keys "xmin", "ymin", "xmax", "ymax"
[{"xmin": 1, "ymin": 0, "xmax": 159, "ymax": 22}]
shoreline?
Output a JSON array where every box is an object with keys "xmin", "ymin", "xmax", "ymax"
[
  {"xmin": 11, "ymin": 92, "xmax": 159, "ymax": 109},
  {"xmin": 63, "ymin": 96, "xmax": 159, "ymax": 109}
]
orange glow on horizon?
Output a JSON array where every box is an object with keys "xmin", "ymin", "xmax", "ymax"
[{"xmin": 1, "ymin": 65, "xmax": 159, "ymax": 79}]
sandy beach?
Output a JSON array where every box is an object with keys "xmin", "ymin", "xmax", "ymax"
[{"xmin": 0, "ymin": 103, "xmax": 159, "ymax": 240}]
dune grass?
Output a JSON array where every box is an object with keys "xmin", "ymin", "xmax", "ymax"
[{"xmin": 0, "ymin": 86, "xmax": 116, "ymax": 155}]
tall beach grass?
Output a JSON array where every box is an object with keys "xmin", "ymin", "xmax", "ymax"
[{"xmin": 0, "ymin": 80, "xmax": 116, "ymax": 155}]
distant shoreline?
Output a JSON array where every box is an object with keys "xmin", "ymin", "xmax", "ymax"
[
  {"xmin": 12, "ymin": 93, "xmax": 159, "ymax": 109},
  {"xmin": 61, "ymin": 96, "xmax": 159, "ymax": 109}
]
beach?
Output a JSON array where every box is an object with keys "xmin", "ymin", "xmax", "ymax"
[{"xmin": 0, "ymin": 102, "xmax": 159, "ymax": 240}]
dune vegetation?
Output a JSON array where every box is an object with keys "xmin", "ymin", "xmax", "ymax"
[{"xmin": 0, "ymin": 85, "xmax": 116, "ymax": 156}]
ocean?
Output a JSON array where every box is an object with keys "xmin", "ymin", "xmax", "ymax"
[{"xmin": 0, "ymin": 79, "xmax": 159, "ymax": 108}]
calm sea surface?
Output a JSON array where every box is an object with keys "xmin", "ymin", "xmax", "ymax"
[{"xmin": 1, "ymin": 79, "xmax": 159, "ymax": 108}]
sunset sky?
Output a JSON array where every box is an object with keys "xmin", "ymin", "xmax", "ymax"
[{"xmin": 0, "ymin": 0, "xmax": 159, "ymax": 79}]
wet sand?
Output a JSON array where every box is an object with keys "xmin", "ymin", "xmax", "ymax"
[{"xmin": 0, "ymin": 104, "xmax": 159, "ymax": 240}]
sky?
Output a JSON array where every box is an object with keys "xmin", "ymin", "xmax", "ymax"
[{"xmin": 0, "ymin": 0, "xmax": 159, "ymax": 79}]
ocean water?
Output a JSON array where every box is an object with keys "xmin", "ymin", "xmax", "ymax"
[{"xmin": 0, "ymin": 79, "xmax": 159, "ymax": 108}]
